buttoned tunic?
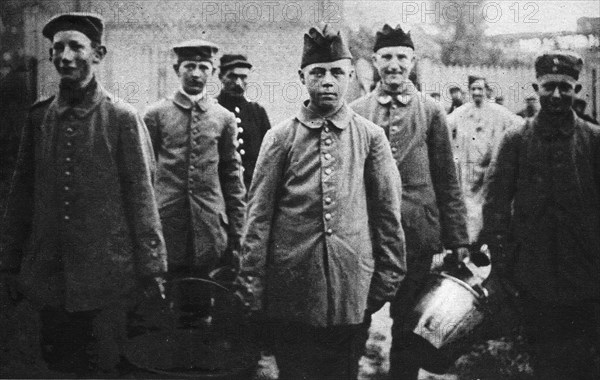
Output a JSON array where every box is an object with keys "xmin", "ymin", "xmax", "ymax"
[
  {"xmin": 0, "ymin": 81, "xmax": 167, "ymax": 311},
  {"xmin": 144, "ymin": 91, "xmax": 246, "ymax": 268},
  {"xmin": 217, "ymin": 92, "xmax": 271, "ymax": 189},
  {"xmin": 240, "ymin": 103, "xmax": 406, "ymax": 327},
  {"xmin": 447, "ymin": 102, "xmax": 522, "ymax": 242},
  {"xmin": 351, "ymin": 85, "xmax": 468, "ymax": 257},
  {"xmin": 482, "ymin": 113, "xmax": 600, "ymax": 304}
]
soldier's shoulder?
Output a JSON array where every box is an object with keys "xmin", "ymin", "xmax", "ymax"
[
  {"xmin": 143, "ymin": 97, "xmax": 174, "ymax": 115},
  {"xmin": 30, "ymin": 94, "xmax": 55, "ymax": 110},
  {"xmin": 349, "ymin": 92, "xmax": 374, "ymax": 114}
]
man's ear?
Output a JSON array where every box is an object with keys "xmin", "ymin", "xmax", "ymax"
[
  {"xmin": 575, "ymin": 84, "xmax": 582, "ymax": 94},
  {"xmin": 92, "ymin": 45, "xmax": 107, "ymax": 63},
  {"xmin": 532, "ymin": 83, "xmax": 539, "ymax": 92},
  {"xmin": 298, "ymin": 69, "xmax": 306, "ymax": 85},
  {"xmin": 173, "ymin": 64, "xmax": 180, "ymax": 75},
  {"xmin": 371, "ymin": 53, "xmax": 378, "ymax": 67}
]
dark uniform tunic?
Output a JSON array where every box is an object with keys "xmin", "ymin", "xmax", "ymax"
[
  {"xmin": 482, "ymin": 112, "xmax": 600, "ymax": 304},
  {"xmin": 217, "ymin": 92, "xmax": 271, "ymax": 189}
]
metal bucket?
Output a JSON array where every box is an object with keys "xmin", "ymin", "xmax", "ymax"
[
  {"xmin": 124, "ymin": 277, "xmax": 259, "ymax": 379},
  {"xmin": 410, "ymin": 272, "xmax": 488, "ymax": 349}
]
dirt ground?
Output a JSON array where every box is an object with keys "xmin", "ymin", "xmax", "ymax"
[{"xmin": 0, "ymin": 294, "xmax": 534, "ymax": 379}]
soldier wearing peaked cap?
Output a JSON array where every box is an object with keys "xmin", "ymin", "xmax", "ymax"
[
  {"xmin": 350, "ymin": 24, "xmax": 469, "ymax": 379},
  {"xmin": 217, "ymin": 54, "xmax": 271, "ymax": 190},
  {"xmin": 0, "ymin": 12, "xmax": 167, "ymax": 375},
  {"xmin": 143, "ymin": 40, "xmax": 246, "ymax": 319},
  {"xmin": 237, "ymin": 24, "xmax": 405, "ymax": 379},
  {"xmin": 481, "ymin": 51, "xmax": 600, "ymax": 379}
]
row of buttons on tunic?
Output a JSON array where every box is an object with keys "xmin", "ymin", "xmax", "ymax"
[
  {"xmin": 321, "ymin": 122, "xmax": 334, "ymax": 235},
  {"xmin": 234, "ymin": 107, "xmax": 246, "ymax": 158},
  {"xmin": 63, "ymin": 115, "xmax": 76, "ymax": 221}
]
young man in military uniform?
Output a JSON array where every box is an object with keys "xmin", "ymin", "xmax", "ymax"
[
  {"xmin": 237, "ymin": 24, "xmax": 406, "ymax": 380},
  {"xmin": 217, "ymin": 54, "xmax": 271, "ymax": 190},
  {"xmin": 350, "ymin": 24, "xmax": 469, "ymax": 380},
  {"xmin": 482, "ymin": 51, "xmax": 600, "ymax": 379},
  {"xmin": 0, "ymin": 13, "xmax": 166, "ymax": 375},
  {"xmin": 143, "ymin": 41, "xmax": 245, "ymax": 317}
]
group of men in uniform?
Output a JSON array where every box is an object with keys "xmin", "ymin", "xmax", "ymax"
[{"xmin": 0, "ymin": 11, "xmax": 598, "ymax": 380}]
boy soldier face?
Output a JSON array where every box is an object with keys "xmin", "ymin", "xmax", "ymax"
[
  {"xmin": 51, "ymin": 30, "xmax": 105, "ymax": 87},
  {"xmin": 299, "ymin": 58, "xmax": 354, "ymax": 113},
  {"xmin": 372, "ymin": 45, "xmax": 415, "ymax": 92},
  {"xmin": 535, "ymin": 74, "xmax": 579, "ymax": 115},
  {"xmin": 176, "ymin": 59, "xmax": 214, "ymax": 95}
]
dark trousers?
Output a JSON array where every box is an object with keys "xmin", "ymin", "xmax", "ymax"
[
  {"xmin": 389, "ymin": 253, "xmax": 435, "ymax": 380},
  {"xmin": 521, "ymin": 296, "xmax": 600, "ymax": 380},
  {"xmin": 271, "ymin": 320, "xmax": 369, "ymax": 380},
  {"xmin": 39, "ymin": 305, "xmax": 127, "ymax": 376}
]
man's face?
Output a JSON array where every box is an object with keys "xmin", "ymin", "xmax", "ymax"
[
  {"xmin": 52, "ymin": 30, "xmax": 101, "ymax": 87},
  {"xmin": 469, "ymin": 79, "xmax": 486, "ymax": 106},
  {"xmin": 220, "ymin": 66, "xmax": 250, "ymax": 96},
  {"xmin": 536, "ymin": 75, "xmax": 577, "ymax": 114},
  {"xmin": 177, "ymin": 60, "xmax": 213, "ymax": 95},
  {"xmin": 299, "ymin": 59, "xmax": 353, "ymax": 113},
  {"xmin": 372, "ymin": 46, "xmax": 415, "ymax": 92}
]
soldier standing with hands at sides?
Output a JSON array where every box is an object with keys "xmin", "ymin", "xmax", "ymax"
[
  {"xmin": 217, "ymin": 54, "xmax": 271, "ymax": 191},
  {"xmin": 237, "ymin": 23, "xmax": 406, "ymax": 380},
  {"xmin": 143, "ymin": 41, "xmax": 245, "ymax": 324},
  {"xmin": 350, "ymin": 24, "xmax": 469, "ymax": 380},
  {"xmin": 0, "ymin": 13, "xmax": 167, "ymax": 376},
  {"xmin": 481, "ymin": 51, "xmax": 600, "ymax": 379}
]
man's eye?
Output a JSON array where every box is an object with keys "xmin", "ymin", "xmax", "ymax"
[
  {"xmin": 543, "ymin": 84, "xmax": 557, "ymax": 92},
  {"xmin": 381, "ymin": 55, "xmax": 392, "ymax": 60}
]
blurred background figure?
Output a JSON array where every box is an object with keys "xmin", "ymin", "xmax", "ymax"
[
  {"xmin": 495, "ymin": 95, "xmax": 505, "ymax": 106},
  {"xmin": 447, "ymin": 86, "xmax": 464, "ymax": 115},
  {"xmin": 516, "ymin": 95, "xmax": 540, "ymax": 119},
  {"xmin": 573, "ymin": 98, "xmax": 599, "ymax": 124}
]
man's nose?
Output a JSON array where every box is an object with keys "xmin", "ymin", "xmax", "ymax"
[
  {"xmin": 235, "ymin": 77, "xmax": 243, "ymax": 86},
  {"xmin": 322, "ymin": 71, "xmax": 335, "ymax": 85},
  {"xmin": 552, "ymin": 86, "xmax": 561, "ymax": 98},
  {"xmin": 61, "ymin": 46, "xmax": 75, "ymax": 62}
]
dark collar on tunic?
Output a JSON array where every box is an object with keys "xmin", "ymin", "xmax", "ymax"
[
  {"xmin": 375, "ymin": 81, "xmax": 417, "ymax": 106},
  {"xmin": 297, "ymin": 100, "xmax": 351, "ymax": 130},
  {"xmin": 217, "ymin": 91, "xmax": 249, "ymax": 108},
  {"xmin": 534, "ymin": 110, "xmax": 576, "ymax": 139},
  {"xmin": 172, "ymin": 90, "xmax": 209, "ymax": 112},
  {"xmin": 55, "ymin": 77, "xmax": 105, "ymax": 118}
]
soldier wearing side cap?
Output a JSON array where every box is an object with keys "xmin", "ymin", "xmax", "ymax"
[
  {"xmin": 237, "ymin": 24, "xmax": 405, "ymax": 379},
  {"xmin": 217, "ymin": 54, "xmax": 271, "ymax": 190},
  {"xmin": 350, "ymin": 24, "xmax": 469, "ymax": 379},
  {"xmin": 0, "ymin": 13, "xmax": 166, "ymax": 375},
  {"xmin": 143, "ymin": 41, "xmax": 245, "ymax": 305},
  {"xmin": 481, "ymin": 51, "xmax": 600, "ymax": 379}
]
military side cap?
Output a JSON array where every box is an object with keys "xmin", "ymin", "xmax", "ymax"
[
  {"xmin": 43, "ymin": 12, "xmax": 104, "ymax": 44},
  {"xmin": 535, "ymin": 51, "xmax": 583, "ymax": 80},
  {"xmin": 301, "ymin": 23, "xmax": 352, "ymax": 69},
  {"xmin": 374, "ymin": 24, "xmax": 414, "ymax": 52},
  {"xmin": 220, "ymin": 54, "xmax": 252, "ymax": 71},
  {"xmin": 468, "ymin": 75, "xmax": 486, "ymax": 86},
  {"xmin": 173, "ymin": 40, "xmax": 219, "ymax": 63}
]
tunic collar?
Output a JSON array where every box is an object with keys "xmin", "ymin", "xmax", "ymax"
[
  {"xmin": 534, "ymin": 110, "xmax": 576, "ymax": 139},
  {"xmin": 297, "ymin": 101, "xmax": 352, "ymax": 130},
  {"xmin": 173, "ymin": 89, "xmax": 208, "ymax": 112},
  {"xmin": 375, "ymin": 81, "xmax": 417, "ymax": 106},
  {"xmin": 55, "ymin": 77, "xmax": 106, "ymax": 118}
]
